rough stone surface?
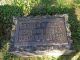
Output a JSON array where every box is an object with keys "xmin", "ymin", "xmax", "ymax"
[{"xmin": 9, "ymin": 14, "xmax": 72, "ymax": 56}]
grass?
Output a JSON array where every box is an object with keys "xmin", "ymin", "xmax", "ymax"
[{"xmin": 0, "ymin": 0, "xmax": 80, "ymax": 60}]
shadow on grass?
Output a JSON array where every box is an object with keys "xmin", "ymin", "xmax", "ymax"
[
  {"xmin": 0, "ymin": 5, "xmax": 23, "ymax": 50},
  {"xmin": 57, "ymin": 51, "xmax": 79, "ymax": 60},
  {"xmin": 56, "ymin": 4, "xmax": 80, "ymax": 60},
  {"xmin": 29, "ymin": 0, "xmax": 56, "ymax": 15}
]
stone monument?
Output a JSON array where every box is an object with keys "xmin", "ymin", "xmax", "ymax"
[{"xmin": 9, "ymin": 14, "xmax": 73, "ymax": 56}]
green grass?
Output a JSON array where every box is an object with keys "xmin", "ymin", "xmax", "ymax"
[{"xmin": 0, "ymin": 0, "xmax": 80, "ymax": 60}]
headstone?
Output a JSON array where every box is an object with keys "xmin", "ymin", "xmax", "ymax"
[{"xmin": 9, "ymin": 14, "xmax": 72, "ymax": 56}]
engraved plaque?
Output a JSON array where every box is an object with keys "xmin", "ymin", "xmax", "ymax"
[{"xmin": 9, "ymin": 15, "xmax": 72, "ymax": 56}]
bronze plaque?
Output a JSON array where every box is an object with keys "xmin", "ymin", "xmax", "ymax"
[{"xmin": 9, "ymin": 15, "xmax": 72, "ymax": 55}]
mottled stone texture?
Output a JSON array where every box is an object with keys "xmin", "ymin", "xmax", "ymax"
[{"xmin": 9, "ymin": 14, "xmax": 72, "ymax": 56}]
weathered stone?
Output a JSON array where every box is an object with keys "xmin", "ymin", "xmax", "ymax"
[{"xmin": 9, "ymin": 14, "xmax": 73, "ymax": 56}]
